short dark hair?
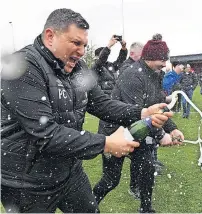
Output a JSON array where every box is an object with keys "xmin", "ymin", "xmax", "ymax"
[
  {"xmin": 95, "ymin": 47, "xmax": 104, "ymax": 57},
  {"xmin": 172, "ymin": 61, "xmax": 184, "ymax": 68},
  {"xmin": 42, "ymin": 8, "xmax": 89, "ymax": 35}
]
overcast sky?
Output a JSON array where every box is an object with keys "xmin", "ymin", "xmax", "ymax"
[{"xmin": 1, "ymin": 0, "xmax": 202, "ymax": 61}]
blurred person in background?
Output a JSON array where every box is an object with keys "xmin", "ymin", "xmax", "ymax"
[
  {"xmin": 180, "ymin": 64, "xmax": 198, "ymax": 118},
  {"xmin": 92, "ymin": 35, "xmax": 128, "ymax": 96}
]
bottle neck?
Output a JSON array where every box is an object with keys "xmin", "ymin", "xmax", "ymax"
[{"xmin": 143, "ymin": 117, "xmax": 153, "ymax": 129}]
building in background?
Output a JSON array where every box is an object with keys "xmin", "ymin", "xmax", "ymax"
[{"xmin": 170, "ymin": 54, "xmax": 202, "ymax": 74}]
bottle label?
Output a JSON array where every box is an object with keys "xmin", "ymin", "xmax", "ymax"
[{"xmin": 124, "ymin": 128, "xmax": 134, "ymax": 141}]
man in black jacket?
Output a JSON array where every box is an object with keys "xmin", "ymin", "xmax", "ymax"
[
  {"xmin": 118, "ymin": 41, "xmax": 166, "ymax": 199},
  {"xmin": 92, "ymin": 36, "xmax": 128, "ymax": 96},
  {"xmin": 118, "ymin": 42, "xmax": 144, "ymax": 77},
  {"xmin": 118, "ymin": 41, "xmax": 144, "ymax": 199},
  {"xmin": 1, "ymin": 9, "xmax": 172, "ymax": 213},
  {"xmin": 93, "ymin": 34, "xmax": 184, "ymax": 213},
  {"xmin": 94, "ymin": 42, "xmax": 142, "ymax": 198},
  {"xmin": 180, "ymin": 64, "xmax": 198, "ymax": 118}
]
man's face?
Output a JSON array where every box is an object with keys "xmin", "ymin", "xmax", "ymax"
[
  {"xmin": 45, "ymin": 24, "xmax": 88, "ymax": 72},
  {"xmin": 177, "ymin": 64, "xmax": 185, "ymax": 73},
  {"xmin": 148, "ymin": 60, "xmax": 166, "ymax": 71},
  {"xmin": 130, "ymin": 49, "xmax": 143, "ymax": 61},
  {"xmin": 186, "ymin": 66, "xmax": 191, "ymax": 72}
]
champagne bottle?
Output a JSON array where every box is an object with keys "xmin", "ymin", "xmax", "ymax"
[
  {"xmin": 124, "ymin": 117, "xmax": 152, "ymax": 142},
  {"xmin": 105, "ymin": 106, "xmax": 170, "ymax": 158},
  {"xmin": 105, "ymin": 118, "xmax": 153, "ymax": 158},
  {"xmin": 124, "ymin": 106, "xmax": 170, "ymax": 142}
]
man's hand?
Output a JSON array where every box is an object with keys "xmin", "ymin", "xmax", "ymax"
[
  {"xmin": 159, "ymin": 133, "xmax": 173, "ymax": 146},
  {"xmin": 170, "ymin": 129, "xmax": 184, "ymax": 145},
  {"xmin": 107, "ymin": 36, "xmax": 118, "ymax": 49},
  {"xmin": 121, "ymin": 40, "xmax": 127, "ymax": 50},
  {"xmin": 141, "ymin": 103, "xmax": 173, "ymax": 128},
  {"xmin": 104, "ymin": 126, "xmax": 140, "ymax": 157}
]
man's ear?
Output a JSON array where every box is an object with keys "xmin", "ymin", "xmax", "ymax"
[{"xmin": 44, "ymin": 28, "xmax": 55, "ymax": 47}]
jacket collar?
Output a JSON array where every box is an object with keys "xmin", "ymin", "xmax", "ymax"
[
  {"xmin": 128, "ymin": 57, "xmax": 135, "ymax": 63},
  {"xmin": 139, "ymin": 59, "xmax": 158, "ymax": 78},
  {"xmin": 34, "ymin": 35, "xmax": 68, "ymax": 75}
]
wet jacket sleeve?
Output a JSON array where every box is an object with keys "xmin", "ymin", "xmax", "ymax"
[
  {"xmin": 1, "ymin": 57, "xmax": 106, "ymax": 160},
  {"xmin": 87, "ymin": 84, "xmax": 142, "ymax": 127},
  {"xmin": 92, "ymin": 47, "xmax": 111, "ymax": 71},
  {"xmin": 163, "ymin": 73, "xmax": 174, "ymax": 95},
  {"xmin": 118, "ymin": 59, "xmax": 132, "ymax": 77},
  {"xmin": 112, "ymin": 49, "xmax": 128, "ymax": 71},
  {"xmin": 118, "ymin": 62, "xmax": 128, "ymax": 77},
  {"xmin": 163, "ymin": 119, "xmax": 177, "ymax": 133}
]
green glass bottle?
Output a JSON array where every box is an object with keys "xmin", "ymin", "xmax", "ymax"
[
  {"xmin": 105, "ymin": 107, "xmax": 170, "ymax": 157},
  {"xmin": 125, "ymin": 106, "xmax": 170, "ymax": 142},
  {"xmin": 124, "ymin": 117, "xmax": 153, "ymax": 142},
  {"xmin": 104, "ymin": 117, "xmax": 154, "ymax": 158}
]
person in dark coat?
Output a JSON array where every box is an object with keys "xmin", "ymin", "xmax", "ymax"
[
  {"xmin": 92, "ymin": 36, "xmax": 128, "ymax": 96},
  {"xmin": 1, "ymin": 9, "xmax": 172, "ymax": 213},
  {"xmin": 120, "ymin": 42, "xmax": 164, "ymax": 199},
  {"xmin": 118, "ymin": 41, "xmax": 144, "ymax": 199},
  {"xmin": 180, "ymin": 64, "xmax": 198, "ymax": 118},
  {"xmin": 118, "ymin": 42, "xmax": 144, "ymax": 77},
  {"xmin": 95, "ymin": 41, "xmax": 144, "ymax": 199},
  {"xmin": 93, "ymin": 34, "xmax": 184, "ymax": 213}
]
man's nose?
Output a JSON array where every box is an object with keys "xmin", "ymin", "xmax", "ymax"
[{"xmin": 77, "ymin": 46, "xmax": 85, "ymax": 57}]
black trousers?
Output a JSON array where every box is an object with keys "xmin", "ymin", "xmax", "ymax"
[
  {"xmin": 93, "ymin": 147, "xmax": 155, "ymax": 211},
  {"xmin": 1, "ymin": 170, "xmax": 99, "ymax": 213},
  {"xmin": 130, "ymin": 144, "xmax": 159, "ymax": 189}
]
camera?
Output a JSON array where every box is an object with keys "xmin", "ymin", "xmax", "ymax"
[{"xmin": 113, "ymin": 35, "xmax": 122, "ymax": 42}]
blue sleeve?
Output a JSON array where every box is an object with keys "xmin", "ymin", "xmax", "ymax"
[{"xmin": 163, "ymin": 74, "xmax": 173, "ymax": 94}]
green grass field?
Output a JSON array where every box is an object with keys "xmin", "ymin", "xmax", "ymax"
[{"xmin": 1, "ymin": 87, "xmax": 202, "ymax": 213}]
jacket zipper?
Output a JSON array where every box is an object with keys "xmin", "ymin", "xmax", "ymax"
[{"xmin": 66, "ymin": 75, "xmax": 79, "ymax": 130}]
